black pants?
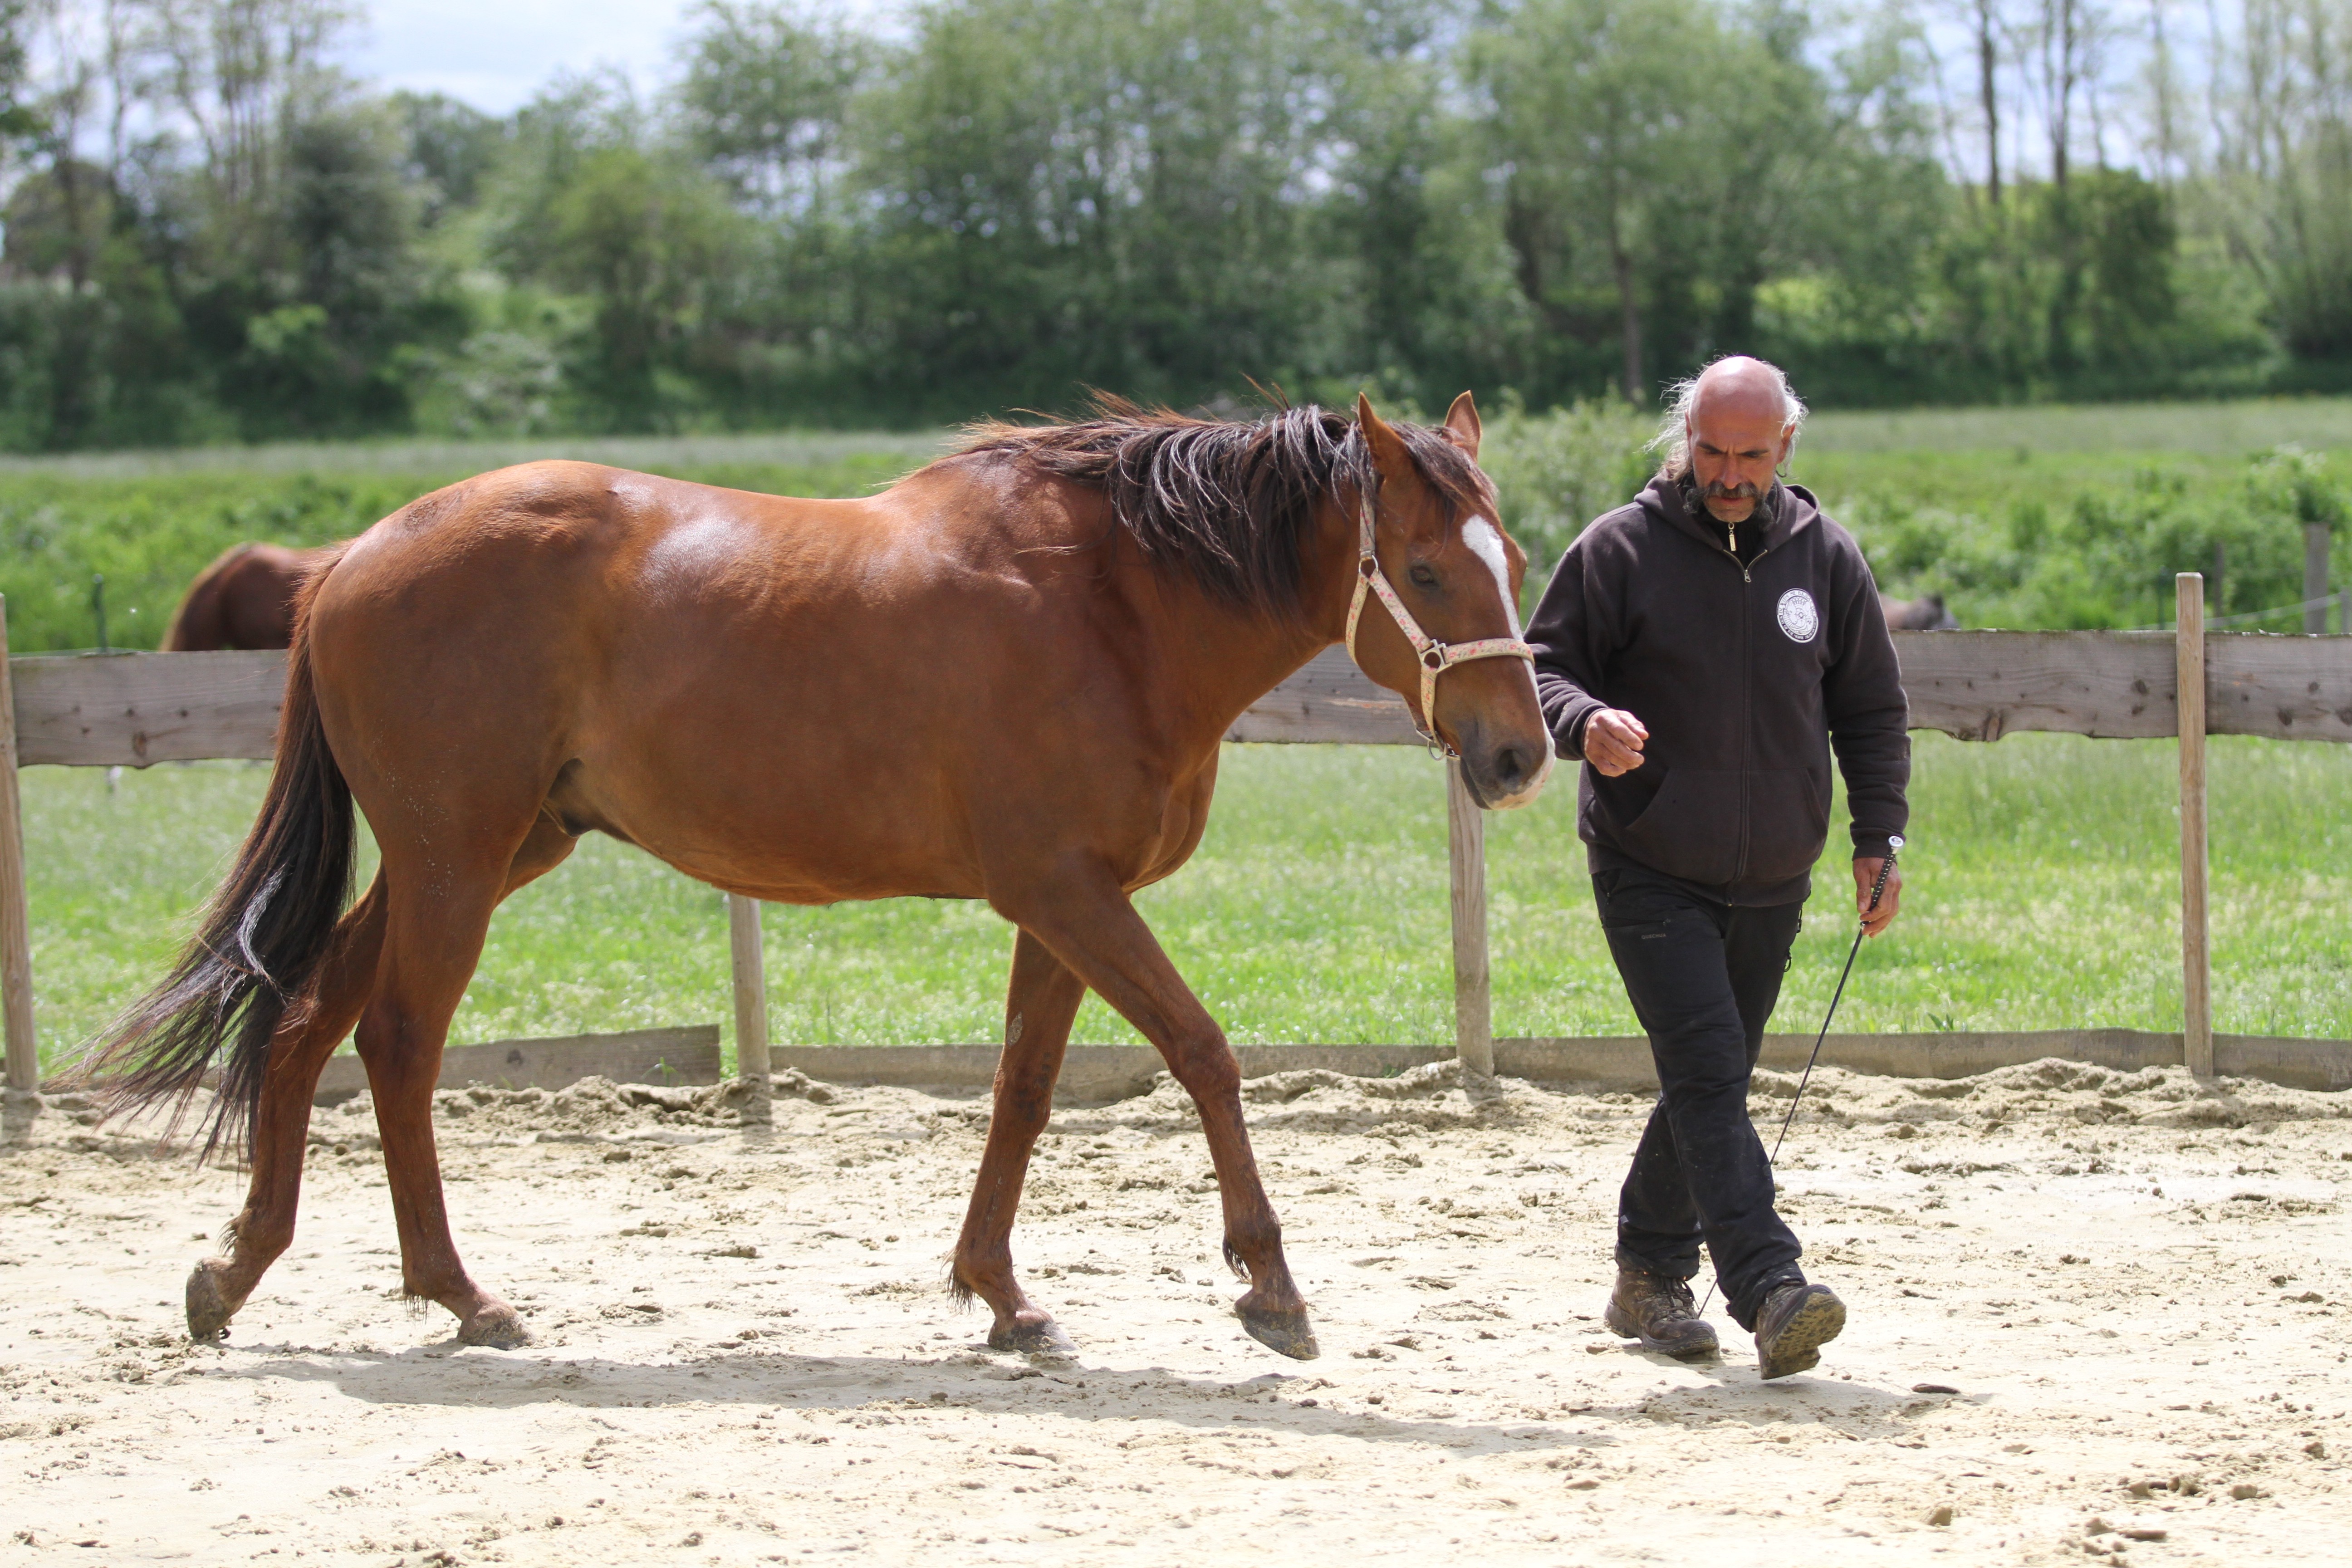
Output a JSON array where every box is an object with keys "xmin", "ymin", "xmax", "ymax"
[{"xmin": 1594, "ymin": 864, "xmax": 1808, "ymax": 1331}]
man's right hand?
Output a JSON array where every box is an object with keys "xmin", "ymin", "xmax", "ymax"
[{"xmin": 1582, "ymin": 708, "xmax": 1648, "ymax": 776}]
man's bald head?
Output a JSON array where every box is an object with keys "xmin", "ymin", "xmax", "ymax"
[
  {"xmin": 1651, "ymin": 356, "xmax": 1808, "ymax": 528},
  {"xmin": 1691, "ymin": 357, "xmax": 1793, "ymax": 428}
]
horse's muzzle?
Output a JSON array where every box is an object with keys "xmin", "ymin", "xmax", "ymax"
[{"xmin": 1463, "ymin": 731, "xmax": 1554, "ymax": 811}]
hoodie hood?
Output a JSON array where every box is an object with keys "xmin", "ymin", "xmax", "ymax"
[{"xmin": 1636, "ymin": 475, "xmax": 1820, "ymax": 556}]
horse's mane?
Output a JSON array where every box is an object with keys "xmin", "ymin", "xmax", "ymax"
[{"xmin": 948, "ymin": 396, "xmax": 1494, "ymax": 618}]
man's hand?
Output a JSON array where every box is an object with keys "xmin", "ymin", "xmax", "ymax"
[
  {"xmin": 1853, "ymin": 856, "xmax": 1902, "ymax": 937},
  {"xmin": 1581, "ymin": 709, "xmax": 1648, "ymax": 777}
]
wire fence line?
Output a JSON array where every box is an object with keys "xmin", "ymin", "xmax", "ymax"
[{"xmin": 2130, "ymin": 589, "xmax": 2348, "ymax": 632}]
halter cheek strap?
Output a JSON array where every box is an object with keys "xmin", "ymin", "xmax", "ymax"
[{"xmin": 1343, "ymin": 493, "xmax": 1536, "ymax": 755}]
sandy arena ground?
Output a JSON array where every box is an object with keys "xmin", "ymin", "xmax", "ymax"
[{"xmin": 3, "ymin": 1058, "xmax": 2348, "ymax": 1566}]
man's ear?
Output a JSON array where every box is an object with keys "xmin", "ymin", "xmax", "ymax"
[
  {"xmin": 1357, "ymin": 393, "xmax": 1413, "ymax": 485},
  {"xmin": 1441, "ymin": 391, "xmax": 1481, "ymax": 460}
]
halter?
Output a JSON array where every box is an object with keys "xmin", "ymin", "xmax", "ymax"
[{"xmin": 1344, "ymin": 488, "xmax": 1536, "ymax": 756}]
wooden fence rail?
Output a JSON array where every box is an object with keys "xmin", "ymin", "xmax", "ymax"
[
  {"xmin": 1225, "ymin": 624, "xmax": 2352, "ymax": 747},
  {"xmin": 5, "ymin": 585, "xmax": 2347, "ymax": 1091}
]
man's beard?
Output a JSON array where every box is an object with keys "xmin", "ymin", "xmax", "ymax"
[{"xmin": 1678, "ymin": 470, "xmax": 1767, "ymax": 515}]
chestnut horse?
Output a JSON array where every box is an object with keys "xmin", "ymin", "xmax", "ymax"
[
  {"xmin": 163, "ymin": 543, "xmax": 336, "ymax": 651},
  {"xmin": 88, "ymin": 394, "xmax": 1552, "ymax": 1361}
]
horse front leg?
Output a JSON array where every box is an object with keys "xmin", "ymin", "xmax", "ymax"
[
  {"xmin": 950, "ymin": 929, "xmax": 1085, "ymax": 1352},
  {"xmin": 999, "ymin": 866, "xmax": 1317, "ymax": 1361}
]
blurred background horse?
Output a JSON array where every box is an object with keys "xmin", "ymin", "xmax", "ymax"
[
  {"xmin": 163, "ymin": 543, "xmax": 334, "ymax": 652},
  {"xmin": 1880, "ymin": 592, "xmax": 1959, "ymax": 630}
]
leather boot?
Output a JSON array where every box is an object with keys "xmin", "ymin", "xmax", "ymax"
[
  {"xmin": 1754, "ymin": 1280, "xmax": 1845, "ymax": 1381},
  {"xmin": 1603, "ymin": 1265, "xmax": 1719, "ymax": 1360}
]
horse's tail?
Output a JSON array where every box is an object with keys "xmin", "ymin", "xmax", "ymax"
[{"xmin": 84, "ymin": 550, "xmax": 356, "ymax": 1160}]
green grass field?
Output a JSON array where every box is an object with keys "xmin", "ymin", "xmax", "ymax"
[
  {"xmin": 20, "ymin": 730, "xmax": 2352, "ymax": 1078},
  {"xmin": 1802, "ymin": 397, "xmax": 2352, "ymax": 455}
]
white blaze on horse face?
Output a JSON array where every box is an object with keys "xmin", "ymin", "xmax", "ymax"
[
  {"xmin": 1462, "ymin": 513, "xmax": 1554, "ymax": 810},
  {"xmin": 1461, "ymin": 517, "xmax": 1521, "ymax": 638}
]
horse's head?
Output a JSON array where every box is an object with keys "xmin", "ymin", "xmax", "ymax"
[{"xmin": 1348, "ymin": 392, "xmax": 1553, "ymax": 810}]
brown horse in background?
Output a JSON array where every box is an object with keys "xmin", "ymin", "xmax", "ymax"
[
  {"xmin": 87, "ymin": 393, "xmax": 1551, "ymax": 1362},
  {"xmin": 1880, "ymin": 591, "xmax": 1959, "ymax": 630},
  {"xmin": 163, "ymin": 543, "xmax": 337, "ymax": 651}
]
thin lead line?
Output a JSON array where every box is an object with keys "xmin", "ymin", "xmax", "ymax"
[{"xmin": 1773, "ymin": 922, "xmax": 1869, "ymax": 1166}]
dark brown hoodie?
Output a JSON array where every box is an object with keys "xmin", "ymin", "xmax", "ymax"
[{"xmin": 1527, "ymin": 475, "xmax": 1909, "ymax": 906}]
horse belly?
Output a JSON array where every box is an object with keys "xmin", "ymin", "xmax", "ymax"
[
  {"xmin": 597, "ymin": 774, "xmax": 978, "ymax": 905},
  {"xmin": 565, "ymin": 663, "xmax": 984, "ymax": 905}
]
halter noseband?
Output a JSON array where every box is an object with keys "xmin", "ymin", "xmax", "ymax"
[{"xmin": 1343, "ymin": 487, "xmax": 1536, "ymax": 757}]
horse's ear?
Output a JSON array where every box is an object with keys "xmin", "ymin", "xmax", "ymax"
[
  {"xmin": 1441, "ymin": 391, "xmax": 1481, "ymax": 460},
  {"xmin": 1357, "ymin": 393, "xmax": 1414, "ymax": 486}
]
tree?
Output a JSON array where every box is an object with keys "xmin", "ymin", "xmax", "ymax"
[
  {"xmin": 1314, "ymin": 1, "xmax": 1534, "ymax": 411},
  {"xmin": 1974, "ymin": 0, "xmax": 2003, "ymax": 205},
  {"xmin": 147, "ymin": 0, "xmax": 355, "ymax": 239},
  {"xmin": 1471, "ymin": 0, "xmax": 1709, "ymax": 402},
  {"xmin": 0, "ymin": 0, "xmax": 37, "ymax": 148},
  {"xmin": 674, "ymin": 0, "xmax": 867, "ymax": 219},
  {"xmin": 489, "ymin": 76, "xmax": 751, "ymax": 428},
  {"xmin": 2204, "ymin": 0, "xmax": 2352, "ymax": 361},
  {"xmin": 850, "ymin": 0, "xmax": 1354, "ymax": 415},
  {"xmin": 394, "ymin": 90, "xmax": 506, "ymax": 226}
]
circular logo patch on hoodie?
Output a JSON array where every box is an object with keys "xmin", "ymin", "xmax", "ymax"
[{"xmin": 1776, "ymin": 588, "xmax": 1819, "ymax": 643}]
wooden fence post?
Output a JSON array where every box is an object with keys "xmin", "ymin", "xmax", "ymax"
[
  {"xmin": 0, "ymin": 600, "xmax": 37, "ymax": 1092},
  {"xmin": 2305, "ymin": 524, "xmax": 2332, "ymax": 634},
  {"xmin": 1445, "ymin": 759, "xmax": 1494, "ymax": 1077},
  {"xmin": 2176, "ymin": 574, "xmax": 2214, "ymax": 1078},
  {"xmin": 726, "ymin": 893, "xmax": 771, "ymax": 1090}
]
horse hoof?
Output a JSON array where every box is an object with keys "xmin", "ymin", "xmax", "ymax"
[
  {"xmin": 457, "ymin": 1303, "xmax": 530, "ymax": 1349},
  {"xmin": 1237, "ymin": 1303, "xmax": 1320, "ymax": 1361},
  {"xmin": 988, "ymin": 1317, "xmax": 1076, "ymax": 1356},
  {"xmin": 185, "ymin": 1260, "xmax": 241, "ymax": 1342}
]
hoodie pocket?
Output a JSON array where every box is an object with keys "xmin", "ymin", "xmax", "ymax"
[
  {"xmin": 1744, "ymin": 766, "xmax": 1832, "ymax": 885},
  {"xmin": 1609, "ymin": 767, "xmax": 1742, "ymax": 887}
]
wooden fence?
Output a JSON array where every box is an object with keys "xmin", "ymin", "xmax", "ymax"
[{"xmin": 6, "ymin": 573, "xmax": 2350, "ymax": 1093}]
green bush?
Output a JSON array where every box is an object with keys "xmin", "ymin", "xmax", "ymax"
[
  {"xmin": 1478, "ymin": 395, "xmax": 1655, "ymax": 576},
  {"xmin": 1817, "ymin": 445, "xmax": 2348, "ymax": 630}
]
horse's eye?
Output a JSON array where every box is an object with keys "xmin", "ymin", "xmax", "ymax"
[{"xmin": 1410, "ymin": 565, "xmax": 1439, "ymax": 590}]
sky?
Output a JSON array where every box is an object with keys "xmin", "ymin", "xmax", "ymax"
[
  {"xmin": 332, "ymin": 0, "xmax": 2205, "ymax": 182},
  {"xmin": 334, "ymin": 0, "xmax": 900, "ymax": 115}
]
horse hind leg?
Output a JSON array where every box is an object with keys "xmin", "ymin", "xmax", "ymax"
[
  {"xmin": 354, "ymin": 817, "xmax": 575, "ymax": 1349},
  {"xmin": 186, "ymin": 877, "xmax": 389, "ymax": 1340},
  {"xmin": 950, "ymin": 929, "xmax": 1086, "ymax": 1352}
]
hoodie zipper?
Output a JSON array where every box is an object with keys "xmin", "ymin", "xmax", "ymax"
[{"xmin": 1717, "ymin": 539, "xmax": 1772, "ymax": 887}]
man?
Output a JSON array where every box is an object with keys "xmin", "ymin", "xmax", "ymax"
[{"xmin": 1526, "ymin": 356, "xmax": 1909, "ymax": 1380}]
